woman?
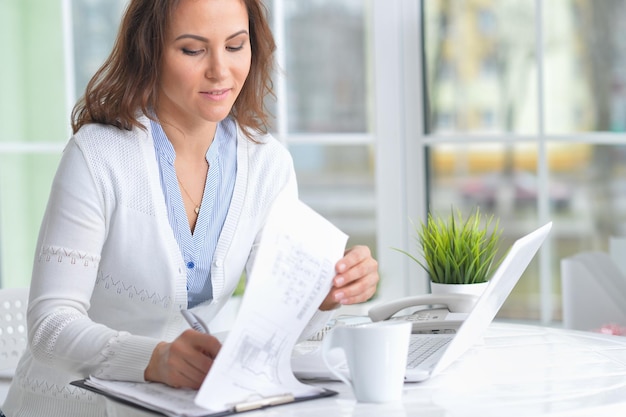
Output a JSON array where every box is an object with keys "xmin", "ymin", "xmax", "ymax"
[{"xmin": 2, "ymin": 0, "xmax": 379, "ymax": 416}]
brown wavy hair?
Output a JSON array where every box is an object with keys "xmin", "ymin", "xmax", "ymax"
[{"xmin": 71, "ymin": 0, "xmax": 276, "ymax": 137}]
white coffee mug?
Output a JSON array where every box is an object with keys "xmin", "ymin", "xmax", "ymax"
[{"xmin": 322, "ymin": 320, "xmax": 411, "ymax": 403}]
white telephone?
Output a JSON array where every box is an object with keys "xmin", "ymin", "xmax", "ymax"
[
  {"xmin": 291, "ymin": 293, "xmax": 479, "ymax": 380},
  {"xmin": 367, "ymin": 294, "xmax": 478, "ymax": 334}
]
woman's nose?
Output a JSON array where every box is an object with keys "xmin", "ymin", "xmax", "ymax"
[{"xmin": 205, "ymin": 51, "xmax": 227, "ymax": 80}]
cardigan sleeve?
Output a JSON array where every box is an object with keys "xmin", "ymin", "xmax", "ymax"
[{"xmin": 27, "ymin": 139, "xmax": 159, "ymax": 382}]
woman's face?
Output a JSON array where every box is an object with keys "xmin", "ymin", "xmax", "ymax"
[{"xmin": 157, "ymin": 0, "xmax": 251, "ymax": 128}]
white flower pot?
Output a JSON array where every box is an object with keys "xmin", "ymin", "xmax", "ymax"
[
  {"xmin": 429, "ymin": 282, "xmax": 488, "ymax": 312},
  {"xmin": 430, "ymin": 281, "xmax": 489, "ymax": 298}
]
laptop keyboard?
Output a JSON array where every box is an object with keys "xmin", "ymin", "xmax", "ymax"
[{"xmin": 407, "ymin": 335, "xmax": 453, "ymax": 368}]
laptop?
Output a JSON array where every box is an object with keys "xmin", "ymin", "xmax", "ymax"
[{"xmin": 291, "ymin": 222, "xmax": 552, "ymax": 382}]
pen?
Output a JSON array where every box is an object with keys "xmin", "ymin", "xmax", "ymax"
[{"xmin": 181, "ymin": 309, "xmax": 210, "ymax": 334}]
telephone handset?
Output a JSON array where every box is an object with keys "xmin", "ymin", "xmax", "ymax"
[{"xmin": 368, "ymin": 294, "xmax": 479, "ymax": 334}]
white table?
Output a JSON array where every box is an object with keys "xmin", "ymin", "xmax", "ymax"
[
  {"xmin": 251, "ymin": 322, "xmax": 626, "ymax": 417},
  {"xmin": 8, "ymin": 322, "xmax": 626, "ymax": 416}
]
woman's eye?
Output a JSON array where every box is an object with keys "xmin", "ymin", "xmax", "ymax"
[
  {"xmin": 226, "ymin": 44, "xmax": 244, "ymax": 52},
  {"xmin": 182, "ymin": 48, "xmax": 202, "ymax": 56}
]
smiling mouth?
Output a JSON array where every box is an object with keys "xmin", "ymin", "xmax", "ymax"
[{"xmin": 202, "ymin": 89, "xmax": 230, "ymax": 101}]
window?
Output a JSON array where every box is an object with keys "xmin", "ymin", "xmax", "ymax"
[
  {"xmin": 70, "ymin": 0, "xmax": 127, "ymax": 96},
  {"xmin": 270, "ymin": 0, "xmax": 376, "ymax": 253},
  {"xmin": 416, "ymin": 0, "xmax": 626, "ymax": 322},
  {"xmin": 5, "ymin": 0, "xmax": 623, "ymax": 326},
  {"xmin": 0, "ymin": 1, "xmax": 68, "ymax": 287}
]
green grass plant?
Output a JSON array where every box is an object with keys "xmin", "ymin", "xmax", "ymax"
[{"xmin": 397, "ymin": 208, "xmax": 503, "ymax": 284}]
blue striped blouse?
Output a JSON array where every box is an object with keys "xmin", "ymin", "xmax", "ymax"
[{"xmin": 151, "ymin": 118, "xmax": 237, "ymax": 308}]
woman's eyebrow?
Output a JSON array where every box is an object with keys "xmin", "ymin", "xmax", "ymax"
[
  {"xmin": 175, "ymin": 34, "xmax": 208, "ymax": 42},
  {"xmin": 175, "ymin": 30, "xmax": 249, "ymax": 43},
  {"xmin": 226, "ymin": 30, "xmax": 249, "ymax": 40}
]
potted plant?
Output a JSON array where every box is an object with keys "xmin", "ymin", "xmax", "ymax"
[{"xmin": 397, "ymin": 207, "xmax": 503, "ymax": 296}]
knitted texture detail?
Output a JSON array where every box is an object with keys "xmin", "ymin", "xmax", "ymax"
[
  {"xmin": 78, "ymin": 123, "xmax": 156, "ymax": 217},
  {"xmin": 95, "ymin": 271, "xmax": 172, "ymax": 308},
  {"xmin": 18, "ymin": 376, "xmax": 94, "ymax": 401},
  {"xmin": 31, "ymin": 309, "xmax": 84, "ymax": 360},
  {"xmin": 243, "ymin": 134, "xmax": 292, "ymax": 217},
  {"xmin": 39, "ymin": 246, "xmax": 100, "ymax": 267}
]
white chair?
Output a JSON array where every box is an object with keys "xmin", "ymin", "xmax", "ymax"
[
  {"xmin": 609, "ymin": 236, "xmax": 626, "ymax": 275},
  {"xmin": 561, "ymin": 252, "xmax": 626, "ymax": 331},
  {"xmin": 0, "ymin": 287, "xmax": 28, "ymax": 375}
]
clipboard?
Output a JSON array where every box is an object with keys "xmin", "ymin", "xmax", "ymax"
[{"xmin": 71, "ymin": 379, "xmax": 337, "ymax": 417}]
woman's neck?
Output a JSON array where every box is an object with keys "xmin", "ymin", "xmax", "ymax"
[{"xmin": 158, "ymin": 117, "xmax": 218, "ymax": 160}]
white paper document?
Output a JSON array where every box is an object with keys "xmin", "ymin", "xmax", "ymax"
[
  {"xmin": 82, "ymin": 191, "xmax": 348, "ymax": 416},
  {"xmin": 195, "ymin": 190, "xmax": 348, "ymax": 411}
]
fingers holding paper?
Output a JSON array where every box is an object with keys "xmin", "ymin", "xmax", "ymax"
[
  {"xmin": 319, "ymin": 245, "xmax": 379, "ymax": 311},
  {"xmin": 144, "ymin": 330, "xmax": 221, "ymax": 389}
]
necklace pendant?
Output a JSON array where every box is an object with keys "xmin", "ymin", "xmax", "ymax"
[{"xmin": 194, "ymin": 206, "xmax": 200, "ymax": 215}]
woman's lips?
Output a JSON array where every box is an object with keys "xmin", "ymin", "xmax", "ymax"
[{"xmin": 201, "ymin": 89, "xmax": 230, "ymax": 101}]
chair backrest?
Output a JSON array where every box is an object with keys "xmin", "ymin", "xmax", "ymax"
[
  {"xmin": 0, "ymin": 287, "xmax": 28, "ymax": 374},
  {"xmin": 561, "ymin": 252, "xmax": 626, "ymax": 331},
  {"xmin": 609, "ymin": 236, "xmax": 626, "ymax": 275}
]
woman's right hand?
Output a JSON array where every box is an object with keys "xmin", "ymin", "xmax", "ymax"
[{"xmin": 144, "ymin": 329, "xmax": 221, "ymax": 389}]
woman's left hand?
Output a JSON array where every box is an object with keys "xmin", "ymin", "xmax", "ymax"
[{"xmin": 319, "ymin": 245, "xmax": 379, "ymax": 311}]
